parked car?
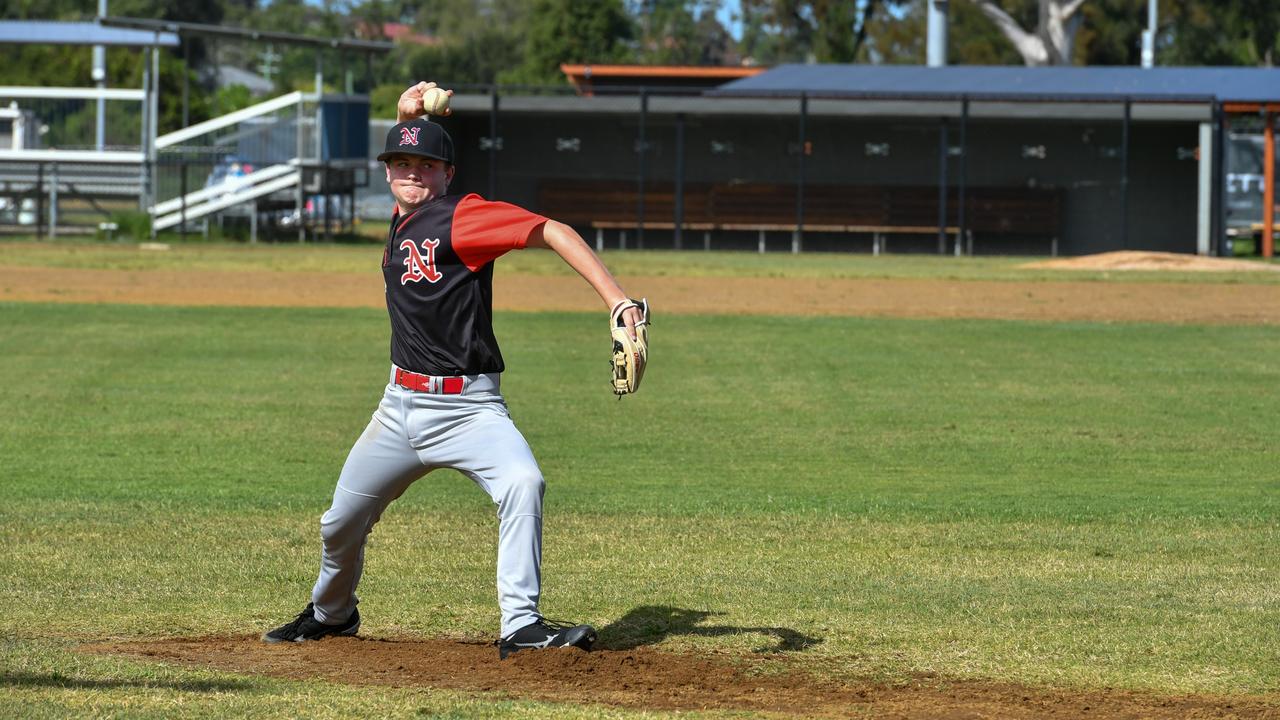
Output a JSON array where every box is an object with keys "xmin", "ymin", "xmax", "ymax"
[{"xmin": 204, "ymin": 156, "xmax": 256, "ymax": 190}]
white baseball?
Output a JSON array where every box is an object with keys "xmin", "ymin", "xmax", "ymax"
[{"xmin": 423, "ymin": 87, "xmax": 450, "ymax": 116}]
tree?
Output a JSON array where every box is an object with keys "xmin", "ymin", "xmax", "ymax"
[
  {"xmin": 633, "ymin": 0, "xmax": 734, "ymax": 66},
  {"xmin": 1162, "ymin": 0, "xmax": 1279, "ymax": 66},
  {"xmin": 1074, "ymin": 0, "xmax": 1147, "ymax": 66},
  {"xmin": 962, "ymin": 0, "xmax": 1090, "ymax": 65},
  {"xmin": 739, "ymin": 0, "xmax": 906, "ymax": 65},
  {"xmin": 500, "ymin": 0, "xmax": 633, "ymax": 85}
]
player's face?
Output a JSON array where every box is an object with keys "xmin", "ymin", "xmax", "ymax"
[{"xmin": 385, "ymin": 155, "xmax": 454, "ymax": 211}]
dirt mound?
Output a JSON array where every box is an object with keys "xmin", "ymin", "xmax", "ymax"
[
  {"xmin": 84, "ymin": 636, "xmax": 1276, "ymax": 719},
  {"xmin": 1023, "ymin": 251, "xmax": 1280, "ymax": 273}
]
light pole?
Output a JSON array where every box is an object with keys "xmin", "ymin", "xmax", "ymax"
[
  {"xmin": 94, "ymin": 0, "xmax": 107, "ymax": 149},
  {"xmin": 927, "ymin": 0, "xmax": 949, "ymax": 67},
  {"xmin": 1141, "ymin": 0, "xmax": 1157, "ymax": 68}
]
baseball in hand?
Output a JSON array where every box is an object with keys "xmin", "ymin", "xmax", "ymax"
[{"xmin": 423, "ymin": 87, "xmax": 451, "ymax": 116}]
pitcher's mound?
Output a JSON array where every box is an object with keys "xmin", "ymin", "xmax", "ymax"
[
  {"xmin": 83, "ymin": 635, "xmax": 1277, "ymax": 718},
  {"xmin": 1023, "ymin": 251, "xmax": 1280, "ymax": 273}
]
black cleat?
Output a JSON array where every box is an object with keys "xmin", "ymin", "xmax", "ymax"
[
  {"xmin": 498, "ymin": 619, "xmax": 597, "ymax": 659},
  {"xmin": 262, "ymin": 602, "xmax": 360, "ymax": 643}
]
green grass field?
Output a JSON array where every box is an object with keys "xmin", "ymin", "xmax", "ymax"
[
  {"xmin": 3, "ymin": 239, "xmax": 1279, "ymax": 284},
  {"xmin": 1, "ymin": 247, "xmax": 1279, "ymax": 718}
]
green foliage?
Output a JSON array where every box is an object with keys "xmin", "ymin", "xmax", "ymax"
[
  {"xmin": 211, "ymin": 83, "xmax": 255, "ymax": 115},
  {"xmin": 107, "ymin": 210, "xmax": 153, "ymax": 240},
  {"xmin": 1077, "ymin": 0, "xmax": 1146, "ymax": 65},
  {"xmin": 1162, "ymin": 0, "xmax": 1280, "ymax": 66},
  {"xmin": 948, "ymin": 0, "xmax": 1031, "ymax": 65},
  {"xmin": 500, "ymin": 0, "xmax": 634, "ymax": 86},
  {"xmin": 740, "ymin": 0, "xmax": 907, "ymax": 64},
  {"xmin": 632, "ymin": 0, "xmax": 736, "ymax": 65},
  {"xmin": 403, "ymin": 27, "xmax": 526, "ymax": 86}
]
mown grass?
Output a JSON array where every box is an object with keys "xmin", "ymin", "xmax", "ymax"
[
  {"xmin": 3, "ymin": 239, "xmax": 1280, "ymax": 284},
  {"xmin": 1, "ymin": 301, "xmax": 1278, "ymax": 718}
]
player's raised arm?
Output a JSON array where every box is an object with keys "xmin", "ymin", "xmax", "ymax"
[{"xmin": 527, "ymin": 220, "xmax": 644, "ymax": 338}]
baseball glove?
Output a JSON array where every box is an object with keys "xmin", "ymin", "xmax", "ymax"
[{"xmin": 610, "ymin": 298, "xmax": 650, "ymax": 397}]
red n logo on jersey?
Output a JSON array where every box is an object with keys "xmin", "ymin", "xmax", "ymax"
[
  {"xmin": 399, "ymin": 127, "xmax": 421, "ymax": 146},
  {"xmin": 401, "ymin": 238, "xmax": 443, "ymax": 284}
]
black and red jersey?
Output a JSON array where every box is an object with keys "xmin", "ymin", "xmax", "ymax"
[{"xmin": 382, "ymin": 192, "xmax": 548, "ymax": 376}]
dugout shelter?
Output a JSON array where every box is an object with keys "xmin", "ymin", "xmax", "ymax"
[{"xmin": 429, "ymin": 65, "xmax": 1280, "ymax": 257}]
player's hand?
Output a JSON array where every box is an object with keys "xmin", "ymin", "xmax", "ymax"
[
  {"xmin": 397, "ymin": 81, "xmax": 452, "ymax": 122},
  {"xmin": 618, "ymin": 305, "xmax": 643, "ymax": 341}
]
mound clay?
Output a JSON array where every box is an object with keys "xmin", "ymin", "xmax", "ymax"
[
  {"xmin": 1023, "ymin": 250, "xmax": 1280, "ymax": 273},
  {"xmin": 85, "ymin": 636, "xmax": 1277, "ymax": 719}
]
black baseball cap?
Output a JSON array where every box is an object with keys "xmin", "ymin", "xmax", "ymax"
[{"xmin": 377, "ymin": 118, "xmax": 454, "ymax": 164}]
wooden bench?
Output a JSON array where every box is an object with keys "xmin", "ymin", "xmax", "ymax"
[{"xmin": 537, "ymin": 181, "xmax": 1058, "ymax": 254}]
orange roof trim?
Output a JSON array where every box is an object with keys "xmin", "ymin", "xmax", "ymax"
[{"xmin": 560, "ymin": 64, "xmax": 766, "ymax": 80}]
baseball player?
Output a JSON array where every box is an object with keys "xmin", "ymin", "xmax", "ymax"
[{"xmin": 264, "ymin": 81, "xmax": 645, "ymax": 659}]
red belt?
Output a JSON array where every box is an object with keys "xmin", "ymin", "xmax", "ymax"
[{"xmin": 395, "ymin": 368, "xmax": 465, "ymax": 395}]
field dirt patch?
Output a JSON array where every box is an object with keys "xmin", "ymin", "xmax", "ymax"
[
  {"xmin": 1023, "ymin": 251, "xmax": 1280, "ymax": 273},
  {"xmin": 3, "ymin": 265, "xmax": 1280, "ymax": 324},
  {"xmin": 85, "ymin": 636, "xmax": 1277, "ymax": 719}
]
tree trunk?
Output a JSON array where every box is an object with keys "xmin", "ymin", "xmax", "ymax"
[{"xmin": 970, "ymin": 0, "xmax": 1088, "ymax": 66}]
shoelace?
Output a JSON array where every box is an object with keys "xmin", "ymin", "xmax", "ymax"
[
  {"xmin": 537, "ymin": 618, "xmax": 580, "ymax": 632},
  {"xmin": 279, "ymin": 606, "xmax": 315, "ymax": 635},
  {"xmin": 495, "ymin": 617, "xmax": 581, "ymax": 646}
]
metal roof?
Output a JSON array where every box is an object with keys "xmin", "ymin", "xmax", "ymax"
[
  {"xmin": 100, "ymin": 16, "xmax": 394, "ymax": 52},
  {"xmin": 0, "ymin": 20, "xmax": 178, "ymax": 47},
  {"xmin": 711, "ymin": 64, "xmax": 1280, "ymax": 104}
]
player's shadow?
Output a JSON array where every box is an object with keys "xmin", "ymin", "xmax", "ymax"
[{"xmin": 596, "ymin": 605, "xmax": 821, "ymax": 653}]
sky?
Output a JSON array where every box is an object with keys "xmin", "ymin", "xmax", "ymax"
[{"xmin": 716, "ymin": 0, "xmax": 744, "ymax": 41}]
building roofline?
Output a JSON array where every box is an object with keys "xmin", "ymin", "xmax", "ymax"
[
  {"xmin": 0, "ymin": 20, "xmax": 178, "ymax": 47},
  {"xmin": 100, "ymin": 16, "xmax": 393, "ymax": 52}
]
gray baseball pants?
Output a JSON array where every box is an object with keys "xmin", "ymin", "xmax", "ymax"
[{"xmin": 309, "ymin": 368, "xmax": 544, "ymax": 638}]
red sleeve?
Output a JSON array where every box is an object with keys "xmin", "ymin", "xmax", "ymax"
[{"xmin": 452, "ymin": 193, "xmax": 548, "ymax": 272}]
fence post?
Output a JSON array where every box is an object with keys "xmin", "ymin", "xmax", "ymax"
[
  {"xmin": 180, "ymin": 158, "xmax": 187, "ymax": 242},
  {"xmin": 35, "ymin": 162, "xmax": 45, "ymax": 240},
  {"xmin": 49, "ymin": 163, "xmax": 58, "ymax": 241}
]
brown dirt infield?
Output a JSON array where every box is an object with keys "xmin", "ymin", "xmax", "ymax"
[
  {"xmin": 85, "ymin": 636, "xmax": 1278, "ymax": 719},
  {"xmin": 3, "ymin": 264, "xmax": 1280, "ymax": 324}
]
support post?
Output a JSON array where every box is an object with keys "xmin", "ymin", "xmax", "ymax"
[
  {"xmin": 637, "ymin": 89, "xmax": 647, "ymax": 249},
  {"xmin": 937, "ymin": 117, "xmax": 949, "ymax": 254},
  {"xmin": 94, "ymin": 0, "xmax": 107, "ymax": 150},
  {"xmin": 1212, "ymin": 103, "xmax": 1226, "ymax": 256},
  {"xmin": 958, "ymin": 97, "xmax": 968, "ymax": 256},
  {"xmin": 1196, "ymin": 122, "xmax": 1213, "ymax": 255},
  {"xmin": 488, "ymin": 87, "xmax": 499, "ymax": 199},
  {"xmin": 1120, "ymin": 98, "xmax": 1131, "ymax": 250},
  {"xmin": 674, "ymin": 112, "xmax": 685, "ymax": 250},
  {"xmin": 296, "ymin": 94, "xmax": 305, "ymax": 242},
  {"xmin": 1264, "ymin": 111, "xmax": 1275, "ymax": 258},
  {"xmin": 795, "ymin": 92, "xmax": 807, "ymax": 254},
  {"xmin": 182, "ymin": 37, "xmax": 190, "ymax": 128}
]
